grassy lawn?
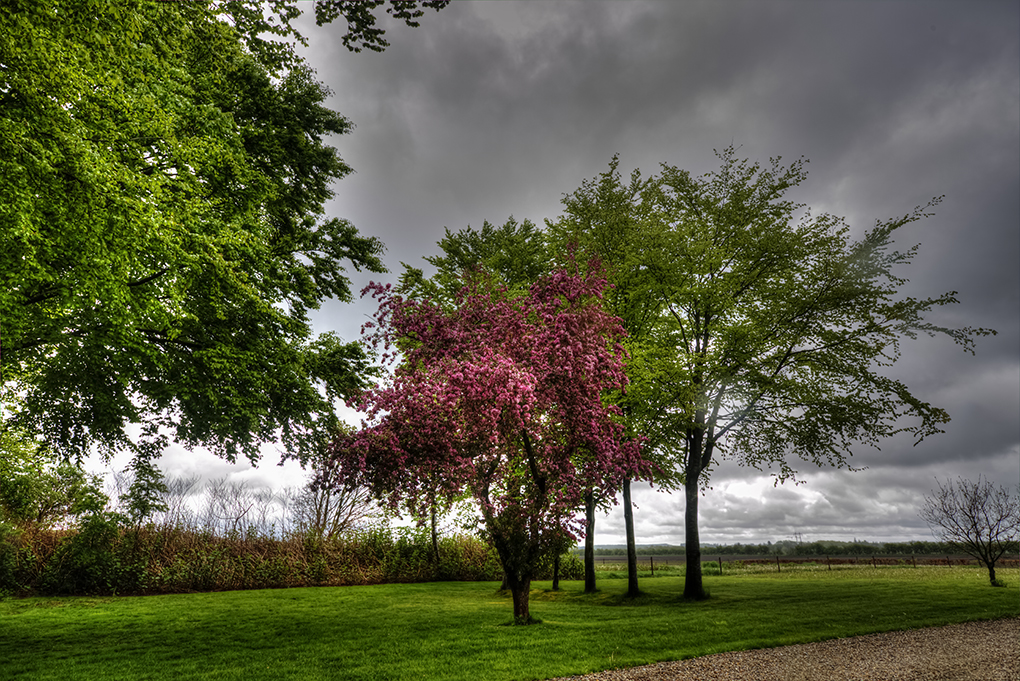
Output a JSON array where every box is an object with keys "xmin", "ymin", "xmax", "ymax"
[{"xmin": 2, "ymin": 565, "xmax": 1017, "ymax": 680}]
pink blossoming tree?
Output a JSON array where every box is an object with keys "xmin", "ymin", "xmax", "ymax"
[{"xmin": 321, "ymin": 262, "xmax": 647, "ymax": 624}]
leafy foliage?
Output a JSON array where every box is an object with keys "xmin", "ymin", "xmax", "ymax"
[
  {"xmin": 397, "ymin": 217, "xmax": 549, "ymax": 305},
  {"xmin": 0, "ymin": 430, "xmax": 107, "ymax": 527},
  {"xmin": 323, "ymin": 263, "xmax": 648, "ymax": 622},
  {"xmin": 313, "ymin": 0, "xmax": 450, "ymax": 54},
  {"xmin": 548, "ymin": 148, "xmax": 995, "ymax": 600},
  {"xmin": 0, "ymin": 0, "xmax": 395, "ymax": 463},
  {"xmin": 0, "ymin": 515, "xmax": 569, "ymax": 596}
]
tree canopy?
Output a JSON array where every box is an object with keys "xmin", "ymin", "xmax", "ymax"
[
  {"xmin": 0, "ymin": 1, "xmax": 445, "ymax": 465},
  {"xmin": 321, "ymin": 263, "xmax": 648, "ymax": 623},
  {"xmin": 548, "ymin": 148, "xmax": 995, "ymax": 600},
  {"xmin": 396, "ymin": 217, "xmax": 549, "ymax": 305}
]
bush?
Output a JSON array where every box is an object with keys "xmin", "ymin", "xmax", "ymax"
[
  {"xmin": 9, "ymin": 511, "xmax": 552, "ymax": 596},
  {"xmin": 0, "ymin": 521, "xmax": 25, "ymax": 595},
  {"xmin": 40, "ymin": 512, "xmax": 133, "ymax": 595}
]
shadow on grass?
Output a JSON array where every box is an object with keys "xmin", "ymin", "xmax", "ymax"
[{"xmin": 527, "ymin": 580, "xmax": 712, "ymax": 609}]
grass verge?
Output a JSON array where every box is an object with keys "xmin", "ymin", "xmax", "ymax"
[{"xmin": 1, "ymin": 565, "xmax": 1016, "ymax": 680}]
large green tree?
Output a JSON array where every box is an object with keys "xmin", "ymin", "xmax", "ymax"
[
  {"xmin": 0, "ymin": 0, "xmax": 446, "ymax": 465},
  {"xmin": 632, "ymin": 148, "xmax": 994, "ymax": 599}
]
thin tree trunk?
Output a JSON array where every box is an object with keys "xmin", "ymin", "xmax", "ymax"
[
  {"xmin": 584, "ymin": 490, "xmax": 597, "ymax": 593},
  {"xmin": 683, "ymin": 428, "xmax": 708, "ymax": 600},
  {"xmin": 683, "ymin": 472, "xmax": 706, "ymax": 599},
  {"xmin": 552, "ymin": 554, "xmax": 560, "ymax": 591},
  {"xmin": 986, "ymin": 560, "xmax": 998, "ymax": 585},
  {"xmin": 623, "ymin": 477, "xmax": 639, "ymax": 597},
  {"xmin": 430, "ymin": 506, "xmax": 440, "ymax": 565}
]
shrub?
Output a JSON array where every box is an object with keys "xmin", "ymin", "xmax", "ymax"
[
  {"xmin": 0, "ymin": 521, "xmax": 24, "ymax": 595},
  {"xmin": 40, "ymin": 511, "xmax": 131, "ymax": 595}
]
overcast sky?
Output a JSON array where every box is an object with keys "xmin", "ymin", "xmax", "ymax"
[{"xmin": 95, "ymin": 0, "xmax": 1019, "ymax": 546}]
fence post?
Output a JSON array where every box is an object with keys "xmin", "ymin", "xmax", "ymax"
[
  {"xmin": 776, "ymin": 555, "xmax": 781, "ymax": 573},
  {"xmin": 718, "ymin": 556, "xmax": 723, "ymax": 575},
  {"xmin": 650, "ymin": 555, "xmax": 654, "ymax": 577},
  {"xmin": 872, "ymin": 556, "xmax": 876, "ymax": 568},
  {"xmin": 827, "ymin": 556, "xmax": 831, "ymax": 571}
]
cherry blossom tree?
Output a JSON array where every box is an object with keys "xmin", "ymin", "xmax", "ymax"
[{"xmin": 320, "ymin": 262, "xmax": 648, "ymax": 624}]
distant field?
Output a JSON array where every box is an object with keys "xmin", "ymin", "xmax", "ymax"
[
  {"xmin": 2, "ymin": 564, "xmax": 1017, "ymax": 680},
  {"xmin": 588, "ymin": 553, "xmax": 1017, "ymax": 567}
]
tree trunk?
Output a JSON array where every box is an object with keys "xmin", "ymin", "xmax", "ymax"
[
  {"xmin": 683, "ymin": 472, "xmax": 706, "ymax": 599},
  {"xmin": 552, "ymin": 554, "xmax": 560, "ymax": 591},
  {"xmin": 430, "ymin": 506, "xmax": 440, "ymax": 566},
  {"xmin": 506, "ymin": 573, "xmax": 533, "ymax": 624},
  {"xmin": 985, "ymin": 560, "xmax": 998, "ymax": 585},
  {"xmin": 623, "ymin": 477, "xmax": 639, "ymax": 597},
  {"xmin": 682, "ymin": 427, "xmax": 711, "ymax": 600},
  {"xmin": 584, "ymin": 490, "xmax": 597, "ymax": 593}
]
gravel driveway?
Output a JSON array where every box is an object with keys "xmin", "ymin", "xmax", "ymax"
[{"xmin": 547, "ymin": 618, "xmax": 1019, "ymax": 681}]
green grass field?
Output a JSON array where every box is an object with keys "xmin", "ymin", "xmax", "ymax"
[{"xmin": 2, "ymin": 564, "xmax": 1017, "ymax": 680}]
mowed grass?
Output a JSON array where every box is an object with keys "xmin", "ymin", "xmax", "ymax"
[{"xmin": 2, "ymin": 565, "xmax": 1017, "ymax": 681}]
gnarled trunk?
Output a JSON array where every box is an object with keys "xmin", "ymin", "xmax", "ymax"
[{"xmin": 984, "ymin": 559, "xmax": 998, "ymax": 585}]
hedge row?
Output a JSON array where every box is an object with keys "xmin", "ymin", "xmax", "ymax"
[{"xmin": 0, "ymin": 515, "xmax": 583, "ymax": 596}]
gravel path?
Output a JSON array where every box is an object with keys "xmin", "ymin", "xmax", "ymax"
[{"xmin": 547, "ymin": 618, "xmax": 1019, "ymax": 681}]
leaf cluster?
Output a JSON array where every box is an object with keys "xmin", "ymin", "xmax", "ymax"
[
  {"xmin": 0, "ymin": 1, "xmax": 388, "ymax": 463},
  {"xmin": 549, "ymin": 147, "xmax": 995, "ymax": 487},
  {"xmin": 0, "ymin": 429, "xmax": 107, "ymax": 527},
  {"xmin": 324, "ymin": 263, "xmax": 649, "ymax": 584}
]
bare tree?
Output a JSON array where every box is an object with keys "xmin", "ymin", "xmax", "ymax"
[
  {"xmin": 202, "ymin": 479, "xmax": 255, "ymax": 536},
  {"xmin": 294, "ymin": 481, "xmax": 375, "ymax": 540},
  {"xmin": 920, "ymin": 477, "xmax": 1020, "ymax": 585},
  {"xmin": 159, "ymin": 475, "xmax": 202, "ymax": 531}
]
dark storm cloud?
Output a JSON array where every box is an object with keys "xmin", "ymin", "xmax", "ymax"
[
  {"xmin": 305, "ymin": 0, "xmax": 1017, "ymax": 285},
  {"xmin": 96, "ymin": 1, "xmax": 1015, "ymax": 545},
  {"xmin": 294, "ymin": 0, "xmax": 1019, "ymax": 544}
]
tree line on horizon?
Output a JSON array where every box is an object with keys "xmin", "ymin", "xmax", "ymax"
[{"xmin": 580, "ymin": 539, "xmax": 1017, "ymax": 558}]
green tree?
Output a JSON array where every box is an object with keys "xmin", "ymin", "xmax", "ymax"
[
  {"xmin": 0, "ymin": 430, "xmax": 107, "ymax": 528},
  {"xmin": 633, "ymin": 148, "xmax": 994, "ymax": 599},
  {"xmin": 546, "ymin": 157, "xmax": 674, "ymax": 597},
  {"xmin": 122, "ymin": 456, "xmax": 169, "ymax": 527},
  {"xmin": 0, "ymin": 1, "xmax": 445, "ymax": 466},
  {"xmin": 397, "ymin": 217, "xmax": 549, "ymax": 304}
]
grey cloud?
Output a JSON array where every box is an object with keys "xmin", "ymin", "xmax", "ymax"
[{"xmin": 87, "ymin": 1, "xmax": 1018, "ymax": 547}]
